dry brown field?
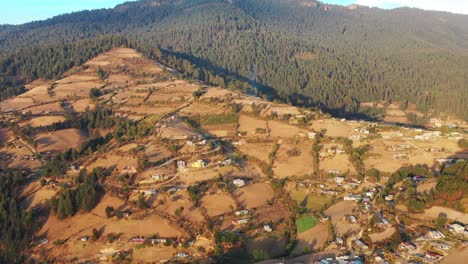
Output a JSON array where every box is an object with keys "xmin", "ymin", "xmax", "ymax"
[
  {"xmin": 179, "ymin": 102, "xmax": 226, "ymax": 116},
  {"xmin": 234, "ymin": 183, "xmax": 274, "ymax": 209},
  {"xmin": 237, "ymin": 115, "xmax": 268, "ymax": 138},
  {"xmin": 292, "ymin": 223, "xmax": 331, "ymax": 255},
  {"xmin": 203, "ymin": 124, "xmax": 237, "ymax": 138},
  {"xmin": 238, "ymin": 141, "xmax": 275, "ymax": 163},
  {"xmin": 269, "ymin": 120, "xmax": 307, "ymax": 138},
  {"xmin": 200, "ymin": 192, "xmax": 236, "ymax": 217},
  {"xmin": 35, "ymin": 129, "xmax": 87, "ymax": 153},
  {"xmin": 159, "ymin": 193, "xmax": 205, "ymax": 223},
  {"xmin": 22, "ymin": 116, "xmax": 65, "ymax": 127},
  {"xmin": 180, "ymin": 166, "xmax": 236, "ymax": 185},
  {"xmin": 319, "ymin": 153, "xmax": 356, "ymax": 175},
  {"xmin": 21, "ymin": 182, "xmax": 57, "ymax": 210},
  {"xmin": 369, "ymin": 227, "xmax": 397, "ymax": 243},
  {"xmin": 310, "ymin": 119, "xmax": 356, "ymax": 137},
  {"xmin": 86, "ymin": 154, "xmax": 138, "ymax": 173},
  {"xmin": 273, "ymin": 142, "xmax": 314, "ymax": 178},
  {"xmin": 201, "ymin": 87, "xmax": 238, "ymax": 99}
]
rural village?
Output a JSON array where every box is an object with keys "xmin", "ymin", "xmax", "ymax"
[{"xmin": 0, "ymin": 48, "xmax": 467, "ymax": 264}]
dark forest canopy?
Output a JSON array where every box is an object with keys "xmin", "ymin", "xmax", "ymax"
[{"xmin": 1, "ymin": 0, "xmax": 467, "ymax": 119}]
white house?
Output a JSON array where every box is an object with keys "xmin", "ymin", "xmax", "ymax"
[
  {"xmin": 233, "ymin": 179, "xmax": 245, "ymax": 188},
  {"xmin": 308, "ymin": 132, "xmax": 317, "ymax": 139},
  {"xmin": 438, "ymin": 243, "xmax": 451, "ymax": 250},
  {"xmin": 152, "ymin": 174, "xmax": 163, "ymax": 180},
  {"xmin": 235, "ymin": 209, "xmax": 249, "ymax": 216},
  {"xmin": 427, "ymin": 230, "xmax": 445, "ymax": 239},
  {"xmin": 343, "ymin": 194, "xmax": 362, "ymax": 201},
  {"xmin": 448, "ymin": 223, "xmax": 465, "ymax": 234},
  {"xmin": 177, "ymin": 160, "xmax": 186, "ymax": 169},
  {"xmin": 334, "ymin": 177, "xmax": 345, "ymax": 184},
  {"xmin": 144, "ymin": 189, "xmax": 157, "ymax": 196}
]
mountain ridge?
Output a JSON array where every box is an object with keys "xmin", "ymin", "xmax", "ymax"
[{"xmin": 0, "ymin": 0, "xmax": 467, "ymax": 121}]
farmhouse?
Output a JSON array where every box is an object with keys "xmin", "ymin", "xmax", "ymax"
[
  {"xmin": 308, "ymin": 131, "xmax": 317, "ymax": 139},
  {"xmin": 152, "ymin": 174, "xmax": 163, "ymax": 180},
  {"xmin": 232, "ymin": 218, "xmax": 249, "ymax": 225},
  {"xmin": 400, "ymin": 241, "xmax": 416, "ymax": 251},
  {"xmin": 448, "ymin": 223, "xmax": 465, "ymax": 234},
  {"xmin": 427, "ymin": 230, "xmax": 445, "ymax": 239},
  {"xmin": 355, "ymin": 239, "xmax": 368, "ymax": 250},
  {"xmin": 233, "ymin": 179, "xmax": 245, "ymax": 187},
  {"xmin": 235, "ymin": 209, "xmax": 249, "ymax": 216},
  {"xmin": 334, "ymin": 177, "xmax": 345, "ymax": 184},
  {"xmin": 176, "ymin": 160, "xmax": 186, "ymax": 169},
  {"xmin": 344, "ymin": 194, "xmax": 362, "ymax": 201},
  {"xmin": 191, "ymin": 159, "xmax": 207, "ymax": 168},
  {"xmin": 144, "ymin": 189, "xmax": 157, "ymax": 196},
  {"xmin": 425, "ymin": 252, "xmax": 443, "ymax": 261},
  {"xmin": 264, "ymin": 225, "xmax": 273, "ymax": 232},
  {"xmin": 131, "ymin": 237, "xmax": 145, "ymax": 244},
  {"xmin": 438, "ymin": 243, "xmax": 451, "ymax": 250},
  {"xmin": 150, "ymin": 238, "xmax": 167, "ymax": 244}
]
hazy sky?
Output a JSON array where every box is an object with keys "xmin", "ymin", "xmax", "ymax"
[{"xmin": 0, "ymin": 0, "xmax": 466, "ymax": 25}]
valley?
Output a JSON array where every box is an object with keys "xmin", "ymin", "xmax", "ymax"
[{"xmin": 0, "ymin": 48, "xmax": 467, "ymax": 263}]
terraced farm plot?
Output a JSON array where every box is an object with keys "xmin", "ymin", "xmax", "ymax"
[
  {"xmin": 237, "ymin": 115, "xmax": 269, "ymax": 138},
  {"xmin": 35, "ymin": 129, "xmax": 87, "ymax": 153},
  {"xmin": 200, "ymin": 193, "xmax": 237, "ymax": 217},
  {"xmin": 159, "ymin": 193, "xmax": 204, "ymax": 222},
  {"xmin": 296, "ymin": 215, "xmax": 318, "ymax": 233},
  {"xmin": 273, "ymin": 142, "xmax": 314, "ymax": 178},
  {"xmin": 293, "ymin": 223, "xmax": 331, "ymax": 255},
  {"xmin": 237, "ymin": 141, "xmax": 276, "ymax": 163},
  {"xmin": 86, "ymin": 154, "xmax": 138, "ymax": 173},
  {"xmin": 290, "ymin": 189, "xmax": 332, "ymax": 211},
  {"xmin": 22, "ymin": 116, "xmax": 65, "ymax": 127},
  {"xmin": 319, "ymin": 153, "xmax": 356, "ymax": 175},
  {"xmin": 234, "ymin": 183, "xmax": 274, "ymax": 209},
  {"xmin": 180, "ymin": 102, "xmax": 226, "ymax": 116},
  {"xmin": 310, "ymin": 119, "xmax": 357, "ymax": 138},
  {"xmin": 268, "ymin": 120, "xmax": 307, "ymax": 138}
]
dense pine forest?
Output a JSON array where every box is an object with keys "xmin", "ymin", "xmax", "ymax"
[{"xmin": 1, "ymin": 0, "xmax": 467, "ymax": 119}]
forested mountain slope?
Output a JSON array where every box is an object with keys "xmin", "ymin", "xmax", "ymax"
[{"xmin": 1, "ymin": 0, "xmax": 467, "ymax": 120}]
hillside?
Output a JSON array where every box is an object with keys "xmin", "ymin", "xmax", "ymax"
[
  {"xmin": 0, "ymin": 0, "xmax": 468, "ymax": 121},
  {"xmin": 0, "ymin": 48, "xmax": 467, "ymax": 263}
]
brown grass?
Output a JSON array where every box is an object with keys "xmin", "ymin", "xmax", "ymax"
[
  {"xmin": 234, "ymin": 183, "xmax": 274, "ymax": 209},
  {"xmin": 35, "ymin": 129, "xmax": 87, "ymax": 153},
  {"xmin": 200, "ymin": 193, "xmax": 236, "ymax": 217}
]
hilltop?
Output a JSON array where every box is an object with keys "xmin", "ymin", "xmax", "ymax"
[
  {"xmin": 0, "ymin": 48, "xmax": 467, "ymax": 263},
  {"xmin": 1, "ymin": 0, "xmax": 468, "ymax": 121}
]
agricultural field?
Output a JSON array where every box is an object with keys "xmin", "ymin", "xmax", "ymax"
[
  {"xmin": 290, "ymin": 188, "xmax": 333, "ymax": 211},
  {"xmin": 273, "ymin": 142, "xmax": 314, "ymax": 178},
  {"xmin": 293, "ymin": 223, "xmax": 331, "ymax": 255},
  {"xmin": 21, "ymin": 115, "xmax": 65, "ymax": 128},
  {"xmin": 35, "ymin": 129, "xmax": 87, "ymax": 153},
  {"xmin": 296, "ymin": 215, "xmax": 318, "ymax": 233},
  {"xmin": 2, "ymin": 47, "xmax": 467, "ymax": 263},
  {"xmin": 200, "ymin": 192, "xmax": 237, "ymax": 217},
  {"xmin": 268, "ymin": 120, "xmax": 307, "ymax": 138},
  {"xmin": 234, "ymin": 183, "xmax": 274, "ymax": 209},
  {"xmin": 310, "ymin": 119, "xmax": 358, "ymax": 138},
  {"xmin": 237, "ymin": 115, "xmax": 269, "ymax": 138},
  {"xmin": 237, "ymin": 141, "xmax": 276, "ymax": 163}
]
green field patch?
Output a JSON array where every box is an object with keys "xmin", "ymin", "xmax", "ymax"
[
  {"xmin": 291, "ymin": 189, "xmax": 332, "ymax": 211},
  {"xmin": 296, "ymin": 215, "xmax": 318, "ymax": 233}
]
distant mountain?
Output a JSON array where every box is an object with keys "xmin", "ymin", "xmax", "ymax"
[{"xmin": 1, "ymin": 0, "xmax": 467, "ymax": 120}]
